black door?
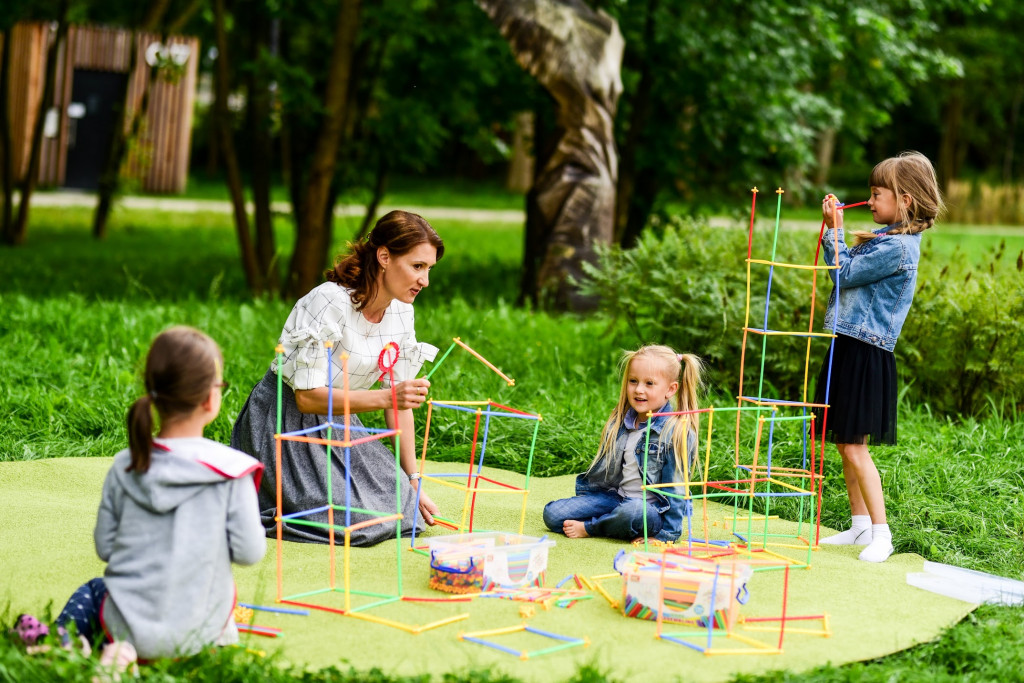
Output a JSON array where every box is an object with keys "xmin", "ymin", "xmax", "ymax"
[{"xmin": 64, "ymin": 69, "xmax": 127, "ymax": 190}]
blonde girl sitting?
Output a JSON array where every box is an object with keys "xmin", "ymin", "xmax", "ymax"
[{"xmin": 543, "ymin": 345, "xmax": 703, "ymax": 542}]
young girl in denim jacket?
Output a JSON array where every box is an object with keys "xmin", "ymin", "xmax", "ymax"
[
  {"xmin": 814, "ymin": 151, "xmax": 943, "ymax": 563},
  {"xmin": 543, "ymin": 345, "xmax": 702, "ymax": 543}
]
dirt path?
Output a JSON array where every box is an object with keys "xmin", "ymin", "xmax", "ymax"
[{"xmin": 27, "ymin": 190, "xmax": 526, "ymax": 224}]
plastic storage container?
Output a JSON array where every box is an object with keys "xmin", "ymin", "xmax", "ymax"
[
  {"xmin": 427, "ymin": 532, "xmax": 555, "ymax": 594},
  {"xmin": 615, "ymin": 550, "xmax": 751, "ymax": 627}
]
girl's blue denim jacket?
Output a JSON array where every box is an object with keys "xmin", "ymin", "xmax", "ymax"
[
  {"xmin": 821, "ymin": 226, "xmax": 921, "ymax": 352},
  {"xmin": 575, "ymin": 404, "xmax": 696, "ymax": 542}
]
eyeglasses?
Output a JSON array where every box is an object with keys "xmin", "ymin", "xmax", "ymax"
[{"xmin": 215, "ymin": 381, "xmax": 231, "ymax": 392}]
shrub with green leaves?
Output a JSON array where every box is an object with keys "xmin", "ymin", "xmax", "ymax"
[
  {"xmin": 576, "ymin": 217, "xmax": 832, "ymax": 402},
  {"xmin": 898, "ymin": 240, "xmax": 1024, "ymax": 415},
  {"xmin": 579, "ymin": 220, "xmax": 1024, "ymax": 417}
]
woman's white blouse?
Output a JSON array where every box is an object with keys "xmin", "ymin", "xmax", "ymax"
[{"xmin": 272, "ymin": 282, "xmax": 437, "ymax": 391}]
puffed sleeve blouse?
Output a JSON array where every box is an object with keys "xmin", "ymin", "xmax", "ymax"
[{"xmin": 273, "ymin": 282, "xmax": 437, "ymax": 391}]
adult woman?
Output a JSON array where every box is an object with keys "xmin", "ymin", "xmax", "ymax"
[{"xmin": 232, "ymin": 210, "xmax": 442, "ymax": 545}]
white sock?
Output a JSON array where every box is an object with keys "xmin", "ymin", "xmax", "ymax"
[
  {"xmin": 820, "ymin": 515, "xmax": 872, "ymax": 545},
  {"xmin": 859, "ymin": 524, "xmax": 894, "ymax": 562}
]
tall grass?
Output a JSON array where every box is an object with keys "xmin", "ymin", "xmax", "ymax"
[
  {"xmin": 1, "ymin": 206, "xmax": 1022, "ymax": 682},
  {"xmin": 945, "ymin": 180, "xmax": 1024, "ymax": 226}
]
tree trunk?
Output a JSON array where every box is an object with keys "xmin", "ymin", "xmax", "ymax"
[
  {"xmin": 94, "ymin": 35, "xmax": 167, "ymax": 239},
  {"xmin": 284, "ymin": 0, "xmax": 361, "ymax": 300},
  {"xmin": 142, "ymin": 0, "xmax": 174, "ymax": 32},
  {"xmin": 213, "ymin": 0, "xmax": 263, "ymax": 294},
  {"xmin": 938, "ymin": 82, "xmax": 964, "ymax": 191},
  {"xmin": 347, "ymin": 35, "xmax": 390, "ymax": 241},
  {"xmin": 166, "ymin": 0, "xmax": 203, "ymax": 35},
  {"xmin": 813, "ymin": 127, "xmax": 836, "ymax": 188},
  {"xmin": 518, "ymin": 96, "xmax": 557, "ymax": 306},
  {"xmin": 477, "ymin": 0, "xmax": 624, "ymax": 310},
  {"xmin": 93, "ymin": 1, "xmax": 183, "ymax": 240},
  {"xmin": 615, "ymin": 73, "xmax": 654, "ymax": 248},
  {"xmin": 505, "ymin": 110, "xmax": 534, "ymax": 193},
  {"xmin": 205, "ymin": 102, "xmax": 220, "ymax": 176},
  {"xmin": 520, "ymin": 185, "xmax": 547, "ymax": 305},
  {"xmin": 323, "ymin": 182, "xmax": 339, "ymax": 265},
  {"xmin": 90, "ymin": 26, "xmax": 137, "ymax": 240},
  {"xmin": 1003, "ymin": 84, "xmax": 1022, "ymax": 184},
  {"xmin": 356, "ymin": 156, "xmax": 389, "ymax": 241},
  {"xmin": 621, "ymin": 166, "xmax": 656, "ymax": 248},
  {"xmin": 246, "ymin": 3, "xmax": 276, "ymax": 281},
  {"xmin": 9, "ymin": 6, "xmax": 69, "ymax": 246},
  {"xmin": 0, "ymin": 26, "xmax": 15, "ymax": 241},
  {"xmin": 614, "ymin": 0, "xmax": 656, "ymax": 248}
]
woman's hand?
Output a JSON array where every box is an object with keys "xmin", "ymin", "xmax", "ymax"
[
  {"xmin": 822, "ymin": 194, "xmax": 844, "ymax": 230},
  {"xmin": 415, "ymin": 485, "xmax": 439, "ymax": 525},
  {"xmin": 392, "ymin": 378, "xmax": 431, "ymax": 410}
]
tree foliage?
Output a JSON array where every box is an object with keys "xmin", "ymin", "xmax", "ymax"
[
  {"xmin": 601, "ymin": 0, "xmax": 973, "ymax": 244},
  {"xmin": 871, "ymin": 1, "xmax": 1024, "ymax": 186},
  {"xmin": 209, "ymin": 0, "xmax": 539, "ymax": 297},
  {"xmin": 8, "ymin": 0, "xmax": 1017, "ymax": 309}
]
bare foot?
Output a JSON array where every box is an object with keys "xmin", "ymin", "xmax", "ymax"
[{"xmin": 563, "ymin": 520, "xmax": 589, "ymax": 538}]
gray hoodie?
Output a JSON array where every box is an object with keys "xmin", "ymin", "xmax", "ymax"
[{"xmin": 94, "ymin": 438, "xmax": 266, "ymax": 659}]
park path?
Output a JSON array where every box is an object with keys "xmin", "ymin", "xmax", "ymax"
[
  {"xmin": 27, "ymin": 189, "xmax": 821, "ymax": 230},
  {"xmin": 27, "ymin": 190, "xmax": 526, "ymax": 224},
  {"xmin": 26, "ymin": 190, "xmax": 1024, "ymax": 234}
]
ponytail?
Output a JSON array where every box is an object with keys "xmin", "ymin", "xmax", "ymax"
[
  {"xmin": 669, "ymin": 353, "xmax": 705, "ymax": 483},
  {"xmin": 851, "ymin": 217, "xmax": 934, "ymax": 246},
  {"xmin": 127, "ymin": 396, "xmax": 156, "ymax": 473},
  {"xmin": 326, "ymin": 240, "xmax": 381, "ymax": 309}
]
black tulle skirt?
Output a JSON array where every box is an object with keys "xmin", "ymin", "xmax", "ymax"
[{"xmin": 811, "ymin": 334, "xmax": 897, "ymax": 446}]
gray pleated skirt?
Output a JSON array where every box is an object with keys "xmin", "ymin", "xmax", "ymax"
[{"xmin": 231, "ymin": 369, "xmax": 422, "ymax": 546}]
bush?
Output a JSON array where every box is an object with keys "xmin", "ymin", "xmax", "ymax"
[
  {"xmin": 898, "ymin": 239, "xmax": 1024, "ymax": 415},
  {"xmin": 576, "ymin": 216, "xmax": 832, "ymax": 402},
  {"xmin": 945, "ymin": 180, "xmax": 1024, "ymax": 226},
  {"xmin": 579, "ymin": 218, "xmax": 1024, "ymax": 417}
]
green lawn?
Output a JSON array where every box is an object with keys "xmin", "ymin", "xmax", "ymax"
[
  {"xmin": 1, "ymin": 202, "xmax": 1022, "ymax": 682},
  {"xmin": 121, "ymin": 172, "xmax": 528, "ymax": 211}
]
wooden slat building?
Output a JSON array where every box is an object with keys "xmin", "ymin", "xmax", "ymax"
[{"xmin": 2, "ymin": 22, "xmax": 198, "ymax": 193}]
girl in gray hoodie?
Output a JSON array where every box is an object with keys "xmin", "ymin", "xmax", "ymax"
[{"xmin": 17, "ymin": 327, "xmax": 266, "ymax": 662}]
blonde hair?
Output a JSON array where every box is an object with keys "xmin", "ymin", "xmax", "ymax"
[
  {"xmin": 852, "ymin": 151, "xmax": 944, "ymax": 246},
  {"xmin": 589, "ymin": 345, "xmax": 704, "ymax": 482}
]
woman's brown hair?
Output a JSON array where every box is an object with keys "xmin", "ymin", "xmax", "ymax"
[
  {"xmin": 325, "ymin": 210, "xmax": 444, "ymax": 310},
  {"xmin": 127, "ymin": 326, "xmax": 223, "ymax": 474}
]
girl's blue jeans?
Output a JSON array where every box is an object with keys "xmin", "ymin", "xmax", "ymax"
[{"xmin": 543, "ymin": 492, "xmax": 662, "ymax": 540}]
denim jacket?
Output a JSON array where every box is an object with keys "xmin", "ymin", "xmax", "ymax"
[
  {"xmin": 821, "ymin": 226, "xmax": 921, "ymax": 351},
  {"xmin": 575, "ymin": 404, "xmax": 696, "ymax": 542}
]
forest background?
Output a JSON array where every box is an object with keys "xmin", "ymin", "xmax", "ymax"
[{"xmin": 1, "ymin": 2, "xmax": 1022, "ymax": 681}]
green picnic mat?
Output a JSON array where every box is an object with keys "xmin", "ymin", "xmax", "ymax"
[{"xmin": 0, "ymin": 458, "xmax": 974, "ymax": 682}]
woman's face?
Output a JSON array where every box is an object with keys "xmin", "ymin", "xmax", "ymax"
[{"xmin": 380, "ymin": 242, "xmax": 438, "ymax": 304}]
